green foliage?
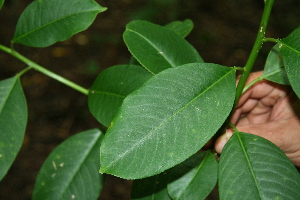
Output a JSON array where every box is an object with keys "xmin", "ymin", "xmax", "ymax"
[
  {"xmin": 131, "ymin": 171, "xmax": 172, "ymax": 200},
  {"xmin": 263, "ymin": 44, "xmax": 290, "ymax": 85},
  {"xmin": 0, "ymin": 76, "xmax": 27, "ymax": 181},
  {"xmin": 33, "ymin": 129, "xmax": 104, "ymax": 200},
  {"xmin": 99, "ymin": 63, "xmax": 236, "ymax": 179},
  {"xmin": 12, "ymin": 0, "xmax": 107, "ymax": 47},
  {"xmin": 0, "ymin": 0, "xmax": 300, "ymax": 199},
  {"xmin": 88, "ymin": 65, "xmax": 153, "ymax": 127},
  {"xmin": 219, "ymin": 131, "xmax": 300, "ymax": 199},
  {"xmin": 168, "ymin": 151, "xmax": 218, "ymax": 200},
  {"xmin": 123, "ymin": 20, "xmax": 203, "ymax": 74},
  {"xmin": 164, "ymin": 19, "xmax": 194, "ymax": 38},
  {"xmin": 280, "ymin": 26, "xmax": 300, "ymax": 98},
  {"xmin": 0, "ymin": 0, "xmax": 4, "ymax": 10}
]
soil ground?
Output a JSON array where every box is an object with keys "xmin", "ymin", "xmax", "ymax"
[{"xmin": 0, "ymin": 0, "xmax": 300, "ymax": 199}]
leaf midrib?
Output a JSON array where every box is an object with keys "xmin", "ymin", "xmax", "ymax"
[
  {"xmin": 102, "ymin": 68, "xmax": 234, "ymax": 172},
  {"xmin": 280, "ymin": 41, "xmax": 300, "ymax": 55},
  {"xmin": 236, "ymin": 132, "xmax": 263, "ymax": 199},
  {"xmin": 0, "ymin": 77, "xmax": 17, "ymax": 114},
  {"xmin": 178, "ymin": 152, "xmax": 210, "ymax": 199},
  {"xmin": 13, "ymin": 9, "xmax": 101, "ymax": 42},
  {"xmin": 54, "ymin": 131, "xmax": 101, "ymax": 199},
  {"xmin": 91, "ymin": 90, "xmax": 126, "ymax": 99},
  {"xmin": 126, "ymin": 27, "xmax": 177, "ymax": 70}
]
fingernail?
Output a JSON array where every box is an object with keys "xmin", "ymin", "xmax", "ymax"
[{"xmin": 225, "ymin": 129, "xmax": 233, "ymax": 139}]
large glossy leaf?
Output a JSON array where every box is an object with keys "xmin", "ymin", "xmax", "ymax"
[
  {"xmin": 219, "ymin": 131, "xmax": 300, "ymax": 200},
  {"xmin": 131, "ymin": 171, "xmax": 171, "ymax": 200},
  {"xmin": 0, "ymin": 76, "xmax": 27, "ymax": 181},
  {"xmin": 88, "ymin": 65, "xmax": 153, "ymax": 127},
  {"xmin": 123, "ymin": 20, "xmax": 203, "ymax": 74},
  {"xmin": 280, "ymin": 26, "xmax": 300, "ymax": 98},
  {"xmin": 164, "ymin": 19, "xmax": 194, "ymax": 38},
  {"xmin": 12, "ymin": 0, "xmax": 107, "ymax": 47},
  {"xmin": 263, "ymin": 44, "xmax": 290, "ymax": 85},
  {"xmin": 33, "ymin": 129, "xmax": 104, "ymax": 200},
  {"xmin": 167, "ymin": 151, "xmax": 218, "ymax": 200},
  {"xmin": 100, "ymin": 63, "xmax": 236, "ymax": 179}
]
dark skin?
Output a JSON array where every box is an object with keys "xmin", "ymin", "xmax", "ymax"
[{"xmin": 214, "ymin": 71, "xmax": 300, "ymax": 167}]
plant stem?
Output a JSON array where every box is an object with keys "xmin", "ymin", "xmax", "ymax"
[
  {"xmin": 242, "ymin": 76, "xmax": 264, "ymax": 93},
  {"xmin": 0, "ymin": 44, "xmax": 89, "ymax": 95},
  {"xmin": 229, "ymin": 122, "xmax": 238, "ymax": 132},
  {"xmin": 234, "ymin": 0, "xmax": 274, "ymax": 107},
  {"xmin": 242, "ymin": 65, "xmax": 285, "ymax": 93},
  {"xmin": 213, "ymin": 0, "xmax": 275, "ymax": 141},
  {"xmin": 263, "ymin": 37, "xmax": 280, "ymax": 43},
  {"xmin": 16, "ymin": 66, "xmax": 32, "ymax": 77}
]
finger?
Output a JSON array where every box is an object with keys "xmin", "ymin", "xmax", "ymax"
[
  {"xmin": 236, "ymin": 80, "xmax": 274, "ymax": 107},
  {"xmin": 236, "ymin": 118, "xmax": 298, "ymax": 149},
  {"xmin": 231, "ymin": 80, "xmax": 288, "ymax": 124},
  {"xmin": 215, "ymin": 116, "xmax": 300, "ymax": 167},
  {"xmin": 236, "ymin": 118, "xmax": 300, "ymax": 166},
  {"xmin": 236, "ymin": 123, "xmax": 283, "ymax": 146},
  {"xmin": 214, "ymin": 129, "xmax": 233, "ymax": 154}
]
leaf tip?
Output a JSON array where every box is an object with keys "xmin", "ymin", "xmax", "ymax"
[
  {"xmin": 99, "ymin": 7, "xmax": 108, "ymax": 12},
  {"xmin": 99, "ymin": 167, "xmax": 106, "ymax": 174}
]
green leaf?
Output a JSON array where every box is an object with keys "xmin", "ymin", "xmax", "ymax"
[
  {"xmin": 164, "ymin": 19, "xmax": 194, "ymax": 38},
  {"xmin": 12, "ymin": 0, "xmax": 107, "ymax": 47},
  {"xmin": 127, "ymin": 20, "xmax": 194, "ymax": 67},
  {"xmin": 0, "ymin": 0, "xmax": 4, "ymax": 10},
  {"xmin": 100, "ymin": 63, "xmax": 236, "ymax": 179},
  {"xmin": 123, "ymin": 20, "xmax": 203, "ymax": 74},
  {"xmin": 131, "ymin": 171, "xmax": 171, "ymax": 200},
  {"xmin": 219, "ymin": 131, "xmax": 300, "ymax": 200},
  {"xmin": 88, "ymin": 65, "xmax": 153, "ymax": 127},
  {"xmin": 263, "ymin": 44, "xmax": 290, "ymax": 85},
  {"xmin": 280, "ymin": 27, "xmax": 300, "ymax": 98},
  {"xmin": 167, "ymin": 151, "xmax": 218, "ymax": 200},
  {"xmin": 0, "ymin": 77, "xmax": 27, "ymax": 181},
  {"xmin": 33, "ymin": 129, "xmax": 104, "ymax": 200}
]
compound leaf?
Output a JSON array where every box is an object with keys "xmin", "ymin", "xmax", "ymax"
[
  {"xmin": 88, "ymin": 65, "xmax": 153, "ymax": 127},
  {"xmin": 12, "ymin": 0, "xmax": 107, "ymax": 47},
  {"xmin": 280, "ymin": 26, "xmax": 300, "ymax": 98},
  {"xmin": 0, "ymin": 76, "xmax": 27, "ymax": 181},
  {"xmin": 33, "ymin": 129, "xmax": 104, "ymax": 200},
  {"xmin": 168, "ymin": 151, "xmax": 218, "ymax": 200},
  {"xmin": 100, "ymin": 63, "xmax": 236, "ymax": 179},
  {"xmin": 124, "ymin": 20, "xmax": 203, "ymax": 74},
  {"xmin": 219, "ymin": 131, "xmax": 300, "ymax": 200}
]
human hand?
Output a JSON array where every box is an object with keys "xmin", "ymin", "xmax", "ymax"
[{"xmin": 214, "ymin": 71, "xmax": 300, "ymax": 167}]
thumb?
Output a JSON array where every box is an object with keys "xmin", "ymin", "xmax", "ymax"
[
  {"xmin": 214, "ymin": 123, "xmax": 280, "ymax": 154},
  {"xmin": 235, "ymin": 122, "xmax": 284, "ymax": 148},
  {"xmin": 214, "ymin": 129, "xmax": 233, "ymax": 154}
]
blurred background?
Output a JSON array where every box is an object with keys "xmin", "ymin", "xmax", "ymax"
[{"xmin": 0, "ymin": 0, "xmax": 300, "ymax": 199}]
